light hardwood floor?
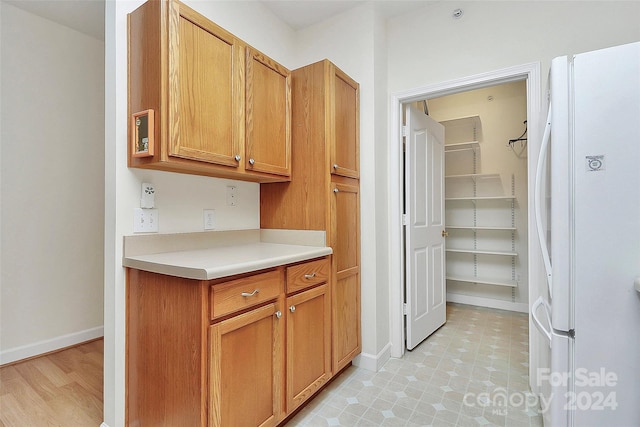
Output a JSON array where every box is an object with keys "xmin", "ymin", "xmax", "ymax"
[{"xmin": 0, "ymin": 339, "xmax": 103, "ymax": 427}]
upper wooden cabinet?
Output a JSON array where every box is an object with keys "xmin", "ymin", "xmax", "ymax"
[
  {"xmin": 330, "ymin": 66, "xmax": 360, "ymax": 179},
  {"xmin": 245, "ymin": 48, "xmax": 291, "ymax": 176},
  {"xmin": 260, "ymin": 60, "xmax": 361, "ymax": 230},
  {"xmin": 170, "ymin": 5, "xmax": 243, "ymax": 169},
  {"xmin": 128, "ymin": 0, "xmax": 291, "ymax": 182}
]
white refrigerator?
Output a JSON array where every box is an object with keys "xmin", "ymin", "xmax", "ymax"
[{"xmin": 532, "ymin": 41, "xmax": 640, "ymax": 427}]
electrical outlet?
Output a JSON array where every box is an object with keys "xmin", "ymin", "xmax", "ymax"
[
  {"xmin": 133, "ymin": 208, "xmax": 159, "ymax": 233},
  {"xmin": 226, "ymin": 185, "xmax": 237, "ymax": 206},
  {"xmin": 141, "ymin": 183, "xmax": 155, "ymax": 208},
  {"xmin": 203, "ymin": 209, "xmax": 216, "ymax": 230}
]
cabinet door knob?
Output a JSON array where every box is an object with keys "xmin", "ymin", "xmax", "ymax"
[
  {"xmin": 289, "ymin": 305, "xmax": 296, "ymax": 313},
  {"xmin": 275, "ymin": 311, "xmax": 282, "ymax": 319},
  {"xmin": 442, "ymin": 230, "xmax": 449, "ymax": 237},
  {"xmin": 333, "ymin": 188, "xmax": 339, "ymax": 193},
  {"xmin": 304, "ymin": 273, "xmax": 316, "ymax": 279},
  {"xmin": 234, "ymin": 154, "xmax": 241, "ymax": 162},
  {"xmin": 249, "ymin": 158, "xmax": 255, "ymax": 165},
  {"xmin": 241, "ymin": 289, "xmax": 259, "ymax": 297},
  {"xmin": 333, "ymin": 164, "xmax": 339, "ymax": 169}
]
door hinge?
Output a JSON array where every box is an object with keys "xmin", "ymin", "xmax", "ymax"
[
  {"xmin": 402, "ymin": 125, "xmax": 407, "ymax": 137},
  {"xmin": 402, "ymin": 214, "xmax": 407, "ymax": 226},
  {"xmin": 403, "ymin": 303, "xmax": 407, "ymax": 315}
]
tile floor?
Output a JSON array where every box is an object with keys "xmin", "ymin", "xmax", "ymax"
[{"xmin": 286, "ymin": 302, "xmax": 544, "ymax": 427}]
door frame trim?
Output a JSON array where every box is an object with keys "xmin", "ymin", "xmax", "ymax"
[{"xmin": 388, "ymin": 63, "xmax": 541, "ymax": 364}]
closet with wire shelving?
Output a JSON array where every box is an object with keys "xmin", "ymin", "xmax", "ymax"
[
  {"xmin": 429, "ymin": 80, "xmax": 529, "ymax": 311},
  {"xmin": 443, "ymin": 115, "xmax": 518, "ymax": 288}
]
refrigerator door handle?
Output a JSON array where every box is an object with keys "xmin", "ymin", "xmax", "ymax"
[
  {"xmin": 531, "ymin": 296, "xmax": 552, "ymax": 347},
  {"xmin": 534, "ymin": 107, "xmax": 553, "ymax": 295}
]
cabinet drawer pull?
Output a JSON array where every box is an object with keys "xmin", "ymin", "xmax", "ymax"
[
  {"xmin": 333, "ymin": 164, "xmax": 339, "ymax": 169},
  {"xmin": 289, "ymin": 305, "xmax": 296, "ymax": 313},
  {"xmin": 333, "ymin": 188, "xmax": 339, "ymax": 193},
  {"xmin": 241, "ymin": 289, "xmax": 260, "ymax": 297},
  {"xmin": 304, "ymin": 273, "xmax": 316, "ymax": 280},
  {"xmin": 275, "ymin": 310, "xmax": 282, "ymax": 319}
]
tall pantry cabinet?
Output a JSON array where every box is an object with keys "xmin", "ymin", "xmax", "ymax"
[{"xmin": 261, "ymin": 59, "xmax": 361, "ymax": 373}]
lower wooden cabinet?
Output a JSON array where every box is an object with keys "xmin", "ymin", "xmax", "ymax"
[
  {"xmin": 331, "ymin": 181, "xmax": 361, "ymax": 372},
  {"xmin": 286, "ymin": 284, "xmax": 331, "ymax": 413},
  {"xmin": 127, "ymin": 269, "xmax": 209, "ymax": 427},
  {"xmin": 333, "ymin": 274, "xmax": 360, "ymax": 371},
  {"xmin": 127, "ymin": 256, "xmax": 336, "ymax": 426},
  {"xmin": 210, "ymin": 301, "xmax": 284, "ymax": 427}
]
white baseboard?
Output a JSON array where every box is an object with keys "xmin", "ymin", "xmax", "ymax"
[
  {"xmin": 0, "ymin": 326, "xmax": 104, "ymax": 365},
  {"xmin": 353, "ymin": 342, "xmax": 391, "ymax": 372},
  {"xmin": 447, "ymin": 293, "xmax": 529, "ymax": 313},
  {"xmin": 100, "ymin": 423, "xmax": 110, "ymax": 427}
]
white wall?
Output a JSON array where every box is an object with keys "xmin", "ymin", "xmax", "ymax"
[
  {"xmin": 0, "ymin": 3, "xmax": 104, "ymax": 364},
  {"xmin": 373, "ymin": 10, "xmax": 391, "ymax": 362},
  {"xmin": 387, "ymin": 1, "xmax": 640, "ymax": 95}
]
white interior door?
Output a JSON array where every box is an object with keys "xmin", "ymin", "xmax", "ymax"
[{"xmin": 404, "ymin": 104, "xmax": 446, "ymax": 350}]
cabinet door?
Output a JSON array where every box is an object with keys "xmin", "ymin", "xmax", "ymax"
[
  {"xmin": 170, "ymin": 4, "xmax": 244, "ymax": 168},
  {"xmin": 286, "ymin": 284, "xmax": 331, "ymax": 413},
  {"xmin": 245, "ymin": 48, "xmax": 291, "ymax": 177},
  {"xmin": 210, "ymin": 302, "xmax": 284, "ymax": 427},
  {"xmin": 330, "ymin": 182, "xmax": 361, "ymax": 371},
  {"xmin": 329, "ymin": 65, "xmax": 359, "ymax": 179}
]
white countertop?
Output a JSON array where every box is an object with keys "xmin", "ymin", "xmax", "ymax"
[{"xmin": 122, "ymin": 230, "xmax": 332, "ymax": 280}]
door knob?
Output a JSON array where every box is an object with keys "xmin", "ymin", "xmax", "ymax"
[{"xmin": 442, "ymin": 230, "xmax": 449, "ymax": 237}]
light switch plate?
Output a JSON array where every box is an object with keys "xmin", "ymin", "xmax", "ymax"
[
  {"xmin": 133, "ymin": 208, "xmax": 159, "ymax": 233},
  {"xmin": 203, "ymin": 209, "xmax": 216, "ymax": 230}
]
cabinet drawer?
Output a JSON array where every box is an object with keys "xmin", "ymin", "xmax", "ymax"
[
  {"xmin": 286, "ymin": 257, "xmax": 331, "ymax": 294},
  {"xmin": 211, "ymin": 270, "xmax": 282, "ymax": 320}
]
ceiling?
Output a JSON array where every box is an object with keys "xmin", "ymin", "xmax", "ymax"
[
  {"xmin": 4, "ymin": 0, "xmax": 433, "ymax": 41},
  {"xmin": 4, "ymin": 0, "xmax": 106, "ymax": 40},
  {"xmin": 261, "ymin": 0, "xmax": 431, "ymax": 30}
]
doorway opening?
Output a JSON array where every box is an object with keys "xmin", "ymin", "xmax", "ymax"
[{"xmin": 389, "ymin": 63, "xmax": 542, "ymax": 383}]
